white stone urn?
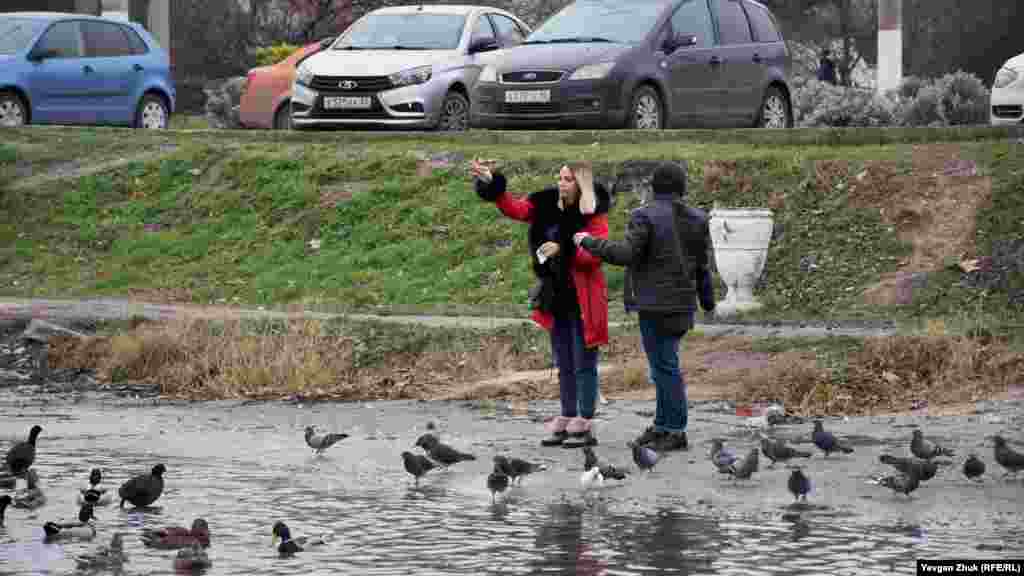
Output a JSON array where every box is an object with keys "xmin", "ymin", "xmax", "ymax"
[{"xmin": 709, "ymin": 208, "xmax": 774, "ymax": 316}]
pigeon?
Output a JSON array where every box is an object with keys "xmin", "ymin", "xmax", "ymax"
[
  {"xmin": 787, "ymin": 469, "xmax": 812, "ymax": 501},
  {"xmin": 118, "ymin": 464, "xmax": 166, "ymax": 508},
  {"xmin": 581, "ymin": 447, "xmax": 627, "ymax": 480},
  {"xmin": 78, "ymin": 468, "xmax": 112, "ymax": 506},
  {"xmin": 271, "ymin": 521, "xmax": 326, "ymax": 555},
  {"xmin": 580, "ymin": 467, "xmax": 604, "ymax": 489},
  {"xmin": 304, "ymin": 425, "xmax": 349, "ymax": 455},
  {"xmin": 873, "ymin": 470, "xmax": 920, "ymax": 497},
  {"xmin": 487, "ymin": 470, "xmax": 509, "ymax": 503},
  {"xmin": 415, "ymin": 433, "xmax": 476, "ymax": 466},
  {"xmin": 0, "ymin": 495, "xmax": 10, "ymax": 526},
  {"xmin": 401, "ymin": 451, "xmax": 436, "ymax": 486},
  {"xmin": 12, "ymin": 468, "xmax": 46, "ymax": 509},
  {"xmin": 910, "ymin": 430, "xmax": 954, "ymax": 460},
  {"xmin": 44, "ymin": 503, "xmax": 97, "ymax": 541},
  {"xmin": 963, "ymin": 454, "xmax": 985, "ymax": 481},
  {"xmin": 760, "ymin": 435, "xmax": 812, "ymax": 466},
  {"xmin": 174, "ymin": 542, "xmax": 212, "ymax": 571},
  {"xmin": 629, "ymin": 441, "xmax": 658, "ymax": 471},
  {"xmin": 493, "ymin": 455, "xmax": 546, "ymax": 485},
  {"xmin": 710, "ymin": 439, "xmax": 737, "ymax": 474},
  {"xmin": 5, "ymin": 425, "xmax": 42, "ymax": 476},
  {"xmin": 141, "ymin": 518, "xmax": 210, "ymax": 549},
  {"xmin": 879, "ymin": 454, "xmax": 939, "ymax": 482},
  {"xmin": 993, "ymin": 435, "xmax": 1024, "ymax": 477},
  {"xmin": 812, "ymin": 421, "xmax": 853, "ymax": 457},
  {"xmin": 728, "ymin": 448, "xmax": 759, "ymax": 480},
  {"xmin": 75, "ymin": 533, "xmax": 126, "ymax": 572}
]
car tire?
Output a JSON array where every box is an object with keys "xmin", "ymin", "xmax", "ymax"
[
  {"xmin": 628, "ymin": 85, "xmax": 664, "ymax": 130},
  {"xmin": 437, "ymin": 91, "xmax": 470, "ymax": 131},
  {"xmin": 274, "ymin": 102, "xmax": 292, "ymax": 130},
  {"xmin": 0, "ymin": 91, "xmax": 28, "ymax": 127},
  {"xmin": 756, "ymin": 85, "xmax": 792, "ymax": 128},
  {"xmin": 135, "ymin": 93, "xmax": 168, "ymax": 129}
]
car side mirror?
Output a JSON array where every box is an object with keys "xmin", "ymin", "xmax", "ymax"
[
  {"xmin": 663, "ymin": 33, "xmax": 697, "ymax": 53},
  {"xmin": 468, "ymin": 38, "xmax": 499, "ymax": 54}
]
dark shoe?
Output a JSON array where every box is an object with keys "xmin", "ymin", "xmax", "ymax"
[
  {"xmin": 634, "ymin": 426, "xmax": 661, "ymax": 446},
  {"xmin": 541, "ymin": 431, "xmax": 568, "ymax": 447},
  {"xmin": 563, "ymin": 431, "xmax": 598, "ymax": 449},
  {"xmin": 651, "ymin": 431, "xmax": 688, "ymax": 452}
]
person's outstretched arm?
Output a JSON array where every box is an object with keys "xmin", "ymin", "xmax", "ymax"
[{"xmin": 576, "ymin": 209, "xmax": 650, "ymax": 267}]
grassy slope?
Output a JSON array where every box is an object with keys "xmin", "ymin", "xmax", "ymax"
[{"xmin": 1, "ymin": 126, "xmax": 1022, "ymax": 334}]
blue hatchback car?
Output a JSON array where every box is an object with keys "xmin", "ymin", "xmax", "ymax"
[{"xmin": 0, "ymin": 12, "xmax": 175, "ymax": 129}]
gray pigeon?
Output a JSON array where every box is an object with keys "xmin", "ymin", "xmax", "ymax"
[
  {"xmin": 5, "ymin": 425, "xmax": 42, "ymax": 477},
  {"xmin": 910, "ymin": 430, "xmax": 954, "ymax": 460},
  {"xmin": 812, "ymin": 421, "xmax": 853, "ymax": 457},
  {"xmin": 118, "ymin": 464, "xmax": 166, "ymax": 509},
  {"xmin": 492, "ymin": 455, "xmax": 546, "ymax": 485},
  {"xmin": 581, "ymin": 447, "xmax": 627, "ymax": 480},
  {"xmin": 415, "ymin": 433, "xmax": 476, "ymax": 466},
  {"xmin": 710, "ymin": 439, "xmax": 737, "ymax": 474},
  {"xmin": 993, "ymin": 436, "xmax": 1024, "ymax": 477},
  {"xmin": 629, "ymin": 442, "xmax": 658, "ymax": 471},
  {"xmin": 760, "ymin": 435, "xmax": 812, "ymax": 466},
  {"xmin": 486, "ymin": 470, "xmax": 509, "ymax": 503},
  {"xmin": 963, "ymin": 454, "xmax": 985, "ymax": 481},
  {"xmin": 787, "ymin": 469, "xmax": 812, "ymax": 501},
  {"xmin": 401, "ymin": 451, "xmax": 436, "ymax": 486},
  {"xmin": 879, "ymin": 454, "xmax": 939, "ymax": 482},
  {"xmin": 304, "ymin": 426, "xmax": 349, "ymax": 455},
  {"xmin": 728, "ymin": 448, "xmax": 759, "ymax": 480},
  {"xmin": 0, "ymin": 494, "xmax": 10, "ymax": 526},
  {"xmin": 874, "ymin": 469, "xmax": 920, "ymax": 497}
]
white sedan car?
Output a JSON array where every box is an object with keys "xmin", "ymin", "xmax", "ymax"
[{"xmin": 991, "ymin": 52, "xmax": 1024, "ymax": 125}]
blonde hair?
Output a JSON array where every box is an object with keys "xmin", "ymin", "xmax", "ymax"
[{"xmin": 565, "ymin": 161, "xmax": 596, "ymax": 214}]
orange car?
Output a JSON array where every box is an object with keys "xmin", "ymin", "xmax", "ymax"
[{"xmin": 239, "ymin": 38, "xmax": 334, "ymax": 130}]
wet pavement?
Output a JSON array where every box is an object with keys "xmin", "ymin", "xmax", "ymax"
[{"xmin": 1, "ymin": 387, "xmax": 1022, "ymax": 575}]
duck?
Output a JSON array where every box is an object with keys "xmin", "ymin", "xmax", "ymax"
[
  {"xmin": 173, "ymin": 542, "xmax": 212, "ymax": 571},
  {"xmin": 0, "ymin": 494, "xmax": 11, "ymax": 526},
  {"xmin": 119, "ymin": 463, "xmax": 165, "ymax": 508},
  {"xmin": 141, "ymin": 518, "xmax": 210, "ymax": 549},
  {"xmin": 12, "ymin": 469, "xmax": 46, "ymax": 510},
  {"xmin": 5, "ymin": 424, "xmax": 42, "ymax": 477},
  {"xmin": 43, "ymin": 503, "xmax": 96, "ymax": 541},
  {"xmin": 75, "ymin": 532, "xmax": 126, "ymax": 572},
  {"xmin": 271, "ymin": 521, "xmax": 327, "ymax": 555},
  {"xmin": 77, "ymin": 468, "xmax": 112, "ymax": 507}
]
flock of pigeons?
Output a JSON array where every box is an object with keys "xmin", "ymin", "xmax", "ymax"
[{"xmin": 3, "ymin": 418, "xmax": 1023, "ymax": 570}]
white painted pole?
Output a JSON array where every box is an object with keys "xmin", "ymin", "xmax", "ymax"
[{"xmin": 877, "ymin": 0, "xmax": 902, "ymax": 93}]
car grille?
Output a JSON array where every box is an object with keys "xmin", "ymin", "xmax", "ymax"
[
  {"xmin": 501, "ymin": 70, "xmax": 563, "ymax": 83},
  {"xmin": 310, "ymin": 75, "xmax": 392, "ymax": 93},
  {"xmin": 500, "ymin": 102, "xmax": 560, "ymax": 114},
  {"xmin": 992, "ymin": 105, "xmax": 1023, "ymax": 118}
]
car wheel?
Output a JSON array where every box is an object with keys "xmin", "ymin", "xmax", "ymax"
[
  {"xmin": 0, "ymin": 92, "xmax": 27, "ymax": 127},
  {"xmin": 274, "ymin": 102, "xmax": 292, "ymax": 130},
  {"xmin": 135, "ymin": 94, "xmax": 168, "ymax": 129},
  {"xmin": 628, "ymin": 85, "xmax": 663, "ymax": 130},
  {"xmin": 757, "ymin": 86, "xmax": 792, "ymax": 128},
  {"xmin": 437, "ymin": 91, "xmax": 469, "ymax": 131}
]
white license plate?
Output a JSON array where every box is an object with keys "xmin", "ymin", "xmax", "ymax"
[
  {"xmin": 505, "ymin": 90, "xmax": 550, "ymax": 104},
  {"xmin": 323, "ymin": 96, "xmax": 372, "ymax": 110}
]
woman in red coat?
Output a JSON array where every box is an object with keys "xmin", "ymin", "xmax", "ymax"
[{"xmin": 471, "ymin": 159, "xmax": 610, "ymax": 448}]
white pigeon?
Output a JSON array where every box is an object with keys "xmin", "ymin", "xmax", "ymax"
[{"xmin": 580, "ymin": 467, "xmax": 604, "ymax": 490}]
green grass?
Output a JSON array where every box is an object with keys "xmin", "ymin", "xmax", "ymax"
[{"xmin": 1, "ymin": 126, "xmax": 1023, "ymax": 335}]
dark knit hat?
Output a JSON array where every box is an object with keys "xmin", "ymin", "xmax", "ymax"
[{"xmin": 651, "ymin": 160, "xmax": 688, "ymax": 197}]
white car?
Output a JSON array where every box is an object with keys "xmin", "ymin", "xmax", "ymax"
[
  {"xmin": 991, "ymin": 52, "xmax": 1024, "ymax": 125},
  {"xmin": 291, "ymin": 4, "xmax": 530, "ymax": 131}
]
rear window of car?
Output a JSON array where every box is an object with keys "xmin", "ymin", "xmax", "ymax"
[
  {"xmin": 526, "ymin": 0, "xmax": 671, "ymax": 46},
  {"xmin": 745, "ymin": 2, "xmax": 781, "ymax": 42},
  {"xmin": 0, "ymin": 17, "xmax": 48, "ymax": 55},
  {"xmin": 334, "ymin": 13, "xmax": 467, "ymax": 50}
]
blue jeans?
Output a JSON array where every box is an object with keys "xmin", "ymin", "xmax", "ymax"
[
  {"xmin": 639, "ymin": 317, "xmax": 688, "ymax": 433},
  {"xmin": 550, "ymin": 312, "xmax": 599, "ymax": 418}
]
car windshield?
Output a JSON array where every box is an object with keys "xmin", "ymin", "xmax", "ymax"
[
  {"xmin": 0, "ymin": 17, "xmax": 48, "ymax": 55},
  {"xmin": 334, "ymin": 13, "xmax": 467, "ymax": 50},
  {"xmin": 525, "ymin": 0, "xmax": 670, "ymax": 45}
]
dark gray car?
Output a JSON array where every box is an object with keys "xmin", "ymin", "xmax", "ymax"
[{"xmin": 471, "ymin": 0, "xmax": 792, "ymax": 129}]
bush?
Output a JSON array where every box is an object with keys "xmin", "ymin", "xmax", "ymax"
[
  {"xmin": 255, "ymin": 43, "xmax": 300, "ymax": 67},
  {"xmin": 894, "ymin": 70, "xmax": 990, "ymax": 127},
  {"xmin": 791, "ymin": 77, "xmax": 895, "ymax": 128}
]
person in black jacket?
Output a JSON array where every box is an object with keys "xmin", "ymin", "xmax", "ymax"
[{"xmin": 574, "ymin": 161, "xmax": 714, "ymax": 452}]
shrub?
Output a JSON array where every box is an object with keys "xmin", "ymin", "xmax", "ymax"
[
  {"xmin": 894, "ymin": 70, "xmax": 990, "ymax": 127},
  {"xmin": 791, "ymin": 77, "xmax": 895, "ymax": 128},
  {"xmin": 255, "ymin": 43, "xmax": 300, "ymax": 67}
]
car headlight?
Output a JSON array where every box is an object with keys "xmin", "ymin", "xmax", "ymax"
[
  {"xmin": 389, "ymin": 65, "xmax": 432, "ymax": 87},
  {"xmin": 568, "ymin": 62, "xmax": 615, "ymax": 81},
  {"xmin": 479, "ymin": 65, "xmax": 497, "ymax": 83},
  {"xmin": 296, "ymin": 63, "xmax": 314, "ymax": 86},
  {"xmin": 994, "ymin": 67, "xmax": 1019, "ymax": 89}
]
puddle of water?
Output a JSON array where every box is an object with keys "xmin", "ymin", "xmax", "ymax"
[{"xmin": 0, "ymin": 394, "xmax": 1022, "ymax": 575}]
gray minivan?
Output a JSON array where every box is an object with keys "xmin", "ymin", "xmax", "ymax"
[{"xmin": 471, "ymin": 0, "xmax": 792, "ymax": 129}]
